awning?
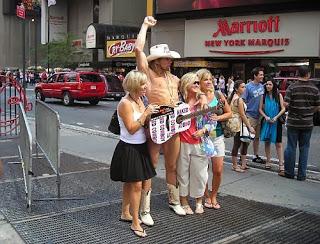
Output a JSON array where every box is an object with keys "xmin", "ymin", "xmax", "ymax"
[{"xmin": 85, "ymin": 23, "xmax": 139, "ymax": 49}]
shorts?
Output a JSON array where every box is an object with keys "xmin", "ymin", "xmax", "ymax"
[
  {"xmin": 248, "ymin": 116, "xmax": 261, "ymax": 138},
  {"xmin": 210, "ymin": 135, "xmax": 225, "ymax": 157}
]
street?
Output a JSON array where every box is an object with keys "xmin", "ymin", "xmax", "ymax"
[{"xmin": 25, "ymin": 88, "xmax": 320, "ymax": 171}]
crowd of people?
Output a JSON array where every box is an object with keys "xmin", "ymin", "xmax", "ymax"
[
  {"xmin": 109, "ymin": 16, "xmax": 320, "ymax": 238},
  {"xmin": 0, "ymin": 70, "xmax": 49, "ymax": 85}
]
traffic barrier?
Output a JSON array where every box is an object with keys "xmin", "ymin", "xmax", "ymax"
[
  {"xmin": 18, "ymin": 102, "xmax": 33, "ymax": 211},
  {"xmin": 35, "ymin": 100, "xmax": 82, "ymax": 201}
]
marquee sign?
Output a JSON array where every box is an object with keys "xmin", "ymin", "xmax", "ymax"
[{"xmin": 185, "ymin": 12, "xmax": 320, "ymax": 57}]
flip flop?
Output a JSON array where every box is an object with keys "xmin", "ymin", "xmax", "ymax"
[
  {"xmin": 120, "ymin": 217, "xmax": 142, "ymax": 224},
  {"xmin": 130, "ymin": 227, "xmax": 147, "ymax": 238},
  {"xmin": 212, "ymin": 202, "xmax": 221, "ymax": 210},
  {"xmin": 204, "ymin": 199, "xmax": 213, "ymax": 209},
  {"xmin": 241, "ymin": 165, "xmax": 250, "ymax": 170},
  {"xmin": 232, "ymin": 166, "xmax": 245, "ymax": 173}
]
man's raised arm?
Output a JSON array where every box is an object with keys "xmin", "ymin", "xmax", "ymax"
[{"xmin": 135, "ymin": 16, "xmax": 157, "ymax": 74}]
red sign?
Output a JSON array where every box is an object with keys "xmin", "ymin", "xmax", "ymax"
[
  {"xmin": 204, "ymin": 15, "xmax": 290, "ymax": 55},
  {"xmin": 16, "ymin": 5, "xmax": 25, "ymax": 19}
]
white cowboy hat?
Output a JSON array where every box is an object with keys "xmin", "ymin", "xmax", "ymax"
[{"xmin": 146, "ymin": 44, "xmax": 181, "ymax": 62}]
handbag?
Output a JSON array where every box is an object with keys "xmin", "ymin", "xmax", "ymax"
[
  {"xmin": 223, "ymin": 99, "xmax": 241, "ymax": 138},
  {"xmin": 240, "ymin": 121, "xmax": 255, "ymax": 143},
  {"xmin": 108, "ymin": 110, "xmax": 120, "ymax": 135}
]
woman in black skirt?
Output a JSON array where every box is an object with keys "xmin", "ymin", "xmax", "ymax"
[{"xmin": 110, "ymin": 70, "xmax": 158, "ymax": 238}]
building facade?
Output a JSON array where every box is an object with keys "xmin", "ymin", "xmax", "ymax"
[{"xmin": 152, "ymin": 0, "xmax": 320, "ymax": 79}]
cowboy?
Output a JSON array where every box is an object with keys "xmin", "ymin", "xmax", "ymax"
[{"xmin": 135, "ymin": 16, "xmax": 187, "ymax": 220}]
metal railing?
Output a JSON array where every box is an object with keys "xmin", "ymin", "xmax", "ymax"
[
  {"xmin": 18, "ymin": 102, "xmax": 33, "ymax": 211},
  {"xmin": 35, "ymin": 100, "xmax": 81, "ymax": 201}
]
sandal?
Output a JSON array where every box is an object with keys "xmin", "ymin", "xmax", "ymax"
[
  {"xmin": 240, "ymin": 165, "xmax": 250, "ymax": 170},
  {"xmin": 232, "ymin": 166, "xmax": 245, "ymax": 173},
  {"xmin": 182, "ymin": 205, "xmax": 194, "ymax": 215},
  {"xmin": 131, "ymin": 226, "xmax": 147, "ymax": 238},
  {"xmin": 204, "ymin": 199, "xmax": 213, "ymax": 209},
  {"xmin": 265, "ymin": 162, "xmax": 271, "ymax": 170},
  {"xmin": 212, "ymin": 202, "xmax": 221, "ymax": 210}
]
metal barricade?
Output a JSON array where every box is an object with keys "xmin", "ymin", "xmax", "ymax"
[
  {"xmin": 18, "ymin": 102, "xmax": 33, "ymax": 210},
  {"xmin": 0, "ymin": 75, "xmax": 32, "ymax": 139},
  {"xmin": 35, "ymin": 100, "xmax": 81, "ymax": 201}
]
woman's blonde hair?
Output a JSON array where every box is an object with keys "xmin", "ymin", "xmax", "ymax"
[
  {"xmin": 179, "ymin": 72, "xmax": 198, "ymax": 101},
  {"xmin": 122, "ymin": 70, "xmax": 147, "ymax": 93},
  {"xmin": 196, "ymin": 68, "xmax": 212, "ymax": 83}
]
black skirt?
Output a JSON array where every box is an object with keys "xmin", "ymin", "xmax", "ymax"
[{"xmin": 110, "ymin": 140, "xmax": 156, "ymax": 182}]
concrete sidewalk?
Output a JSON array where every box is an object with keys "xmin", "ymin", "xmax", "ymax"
[{"xmin": 0, "ymin": 122, "xmax": 320, "ymax": 243}]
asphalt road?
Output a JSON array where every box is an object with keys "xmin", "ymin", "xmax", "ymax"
[{"xmin": 25, "ymin": 88, "xmax": 320, "ymax": 171}]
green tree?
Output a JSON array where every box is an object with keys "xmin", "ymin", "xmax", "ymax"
[{"xmin": 38, "ymin": 34, "xmax": 78, "ymax": 68}]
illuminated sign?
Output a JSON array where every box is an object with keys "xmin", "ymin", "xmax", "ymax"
[{"xmin": 106, "ymin": 39, "xmax": 136, "ymax": 58}]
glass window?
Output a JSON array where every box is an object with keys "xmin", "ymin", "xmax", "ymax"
[
  {"xmin": 67, "ymin": 74, "xmax": 77, "ymax": 82},
  {"xmin": 80, "ymin": 74, "xmax": 102, "ymax": 83},
  {"xmin": 57, "ymin": 74, "xmax": 65, "ymax": 82}
]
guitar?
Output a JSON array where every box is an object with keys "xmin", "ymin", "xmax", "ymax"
[{"xmin": 149, "ymin": 102, "xmax": 222, "ymax": 144}]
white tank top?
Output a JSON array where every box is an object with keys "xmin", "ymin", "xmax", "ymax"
[{"xmin": 118, "ymin": 101, "xmax": 146, "ymax": 144}]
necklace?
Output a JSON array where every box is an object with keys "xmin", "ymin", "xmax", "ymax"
[
  {"xmin": 164, "ymin": 72, "xmax": 175, "ymax": 105},
  {"xmin": 129, "ymin": 94, "xmax": 142, "ymax": 110}
]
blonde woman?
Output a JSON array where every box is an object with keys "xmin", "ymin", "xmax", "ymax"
[
  {"xmin": 177, "ymin": 72, "xmax": 210, "ymax": 214},
  {"xmin": 110, "ymin": 70, "xmax": 159, "ymax": 238},
  {"xmin": 197, "ymin": 69, "xmax": 232, "ymax": 209}
]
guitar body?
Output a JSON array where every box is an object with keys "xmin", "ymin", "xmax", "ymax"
[{"xmin": 149, "ymin": 103, "xmax": 191, "ymax": 144}]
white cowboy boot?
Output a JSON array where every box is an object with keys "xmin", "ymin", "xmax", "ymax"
[
  {"xmin": 140, "ymin": 189, "xmax": 154, "ymax": 226},
  {"xmin": 167, "ymin": 184, "xmax": 186, "ymax": 216}
]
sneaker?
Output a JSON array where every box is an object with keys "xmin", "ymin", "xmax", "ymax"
[
  {"xmin": 169, "ymin": 204, "xmax": 186, "ymax": 216},
  {"xmin": 195, "ymin": 203, "xmax": 204, "ymax": 214},
  {"xmin": 182, "ymin": 205, "xmax": 194, "ymax": 215}
]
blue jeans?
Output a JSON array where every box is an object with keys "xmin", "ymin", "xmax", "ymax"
[{"xmin": 284, "ymin": 127, "xmax": 313, "ymax": 179}]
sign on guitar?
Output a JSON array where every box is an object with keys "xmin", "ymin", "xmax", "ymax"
[
  {"xmin": 149, "ymin": 102, "xmax": 221, "ymax": 144},
  {"xmin": 149, "ymin": 103, "xmax": 191, "ymax": 144}
]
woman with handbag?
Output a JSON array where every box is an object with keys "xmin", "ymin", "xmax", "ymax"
[
  {"xmin": 110, "ymin": 70, "xmax": 159, "ymax": 238},
  {"xmin": 259, "ymin": 79, "xmax": 286, "ymax": 173},
  {"xmin": 229, "ymin": 80, "xmax": 256, "ymax": 172},
  {"xmin": 197, "ymin": 69, "xmax": 232, "ymax": 210}
]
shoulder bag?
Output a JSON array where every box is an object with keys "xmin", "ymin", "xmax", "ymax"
[{"xmin": 108, "ymin": 110, "xmax": 120, "ymax": 135}]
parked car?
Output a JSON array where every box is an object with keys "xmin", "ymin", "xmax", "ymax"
[
  {"xmin": 102, "ymin": 74, "xmax": 125, "ymax": 101},
  {"xmin": 35, "ymin": 71, "xmax": 106, "ymax": 105},
  {"xmin": 273, "ymin": 77, "xmax": 299, "ymax": 97}
]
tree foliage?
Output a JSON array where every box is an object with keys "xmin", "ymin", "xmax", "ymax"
[{"xmin": 38, "ymin": 34, "xmax": 78, "ymax": 68}]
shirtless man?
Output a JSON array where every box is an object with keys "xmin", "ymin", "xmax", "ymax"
[{"xmin": 135, "ymin": 16, "xmax": 186, "ymax": 216}]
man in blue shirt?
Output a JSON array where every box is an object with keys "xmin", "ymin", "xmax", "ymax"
[{"xmin": 242, "ymin": 67, "xmax": 265, "ymax": 164}]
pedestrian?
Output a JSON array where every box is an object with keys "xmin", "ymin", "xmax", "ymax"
[
  {"xmin": 197, "ymin": 68, "xmax": 232, "ymax": 209},
  {"xmin": 110, "ymin": 70, "xmax": 158, "ymax": 238},
  {"xmin": 135, "ymin": 16, "xmax": 207, "ymax": 216},
  {"xmin": 218, "ymin": 75, "xmax": 226, "ymax": 94},
  {"xmin": 229, "ymin": 80, "xmax": 255, "ymax": 172},
  {"xmin": 177, "ymin": 72, "xmax": 210, "ymax": 215},
  {"xmin": 281, "ymin": 66, "xmax": 320, "ymax": 180},
  {"xmin": 242, "ymin": 67, "xmax": 265, "ymax": 164},
  {"xmin": 226, "ymin": 75, "xmax": 234, "ymax": 98},
  {"xmin": 259, "ymin": 79, "xmax": 286, "ymax": 172}
]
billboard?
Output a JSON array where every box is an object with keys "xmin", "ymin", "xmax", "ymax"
[{"xmin": 156, "ymin": 0, "xmax": 303, "ymax": 14}]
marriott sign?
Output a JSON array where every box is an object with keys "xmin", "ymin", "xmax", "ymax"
[
  {"xmin": 212, "ymin": 16, "xmax": 280, "ymax": 37},
  {"xmin": 185, "ymin": 12, "xmax": 320, "ymax": 57}
]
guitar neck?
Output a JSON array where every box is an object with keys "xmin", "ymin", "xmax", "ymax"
[{"xmin": 179, "ymin": 106, "xmax": 218, "ymax": 122}]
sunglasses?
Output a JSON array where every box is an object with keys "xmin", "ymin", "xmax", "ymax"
[{"xmin": 193, "ymin": 81, "xmax": 200, "ymax": 85}]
